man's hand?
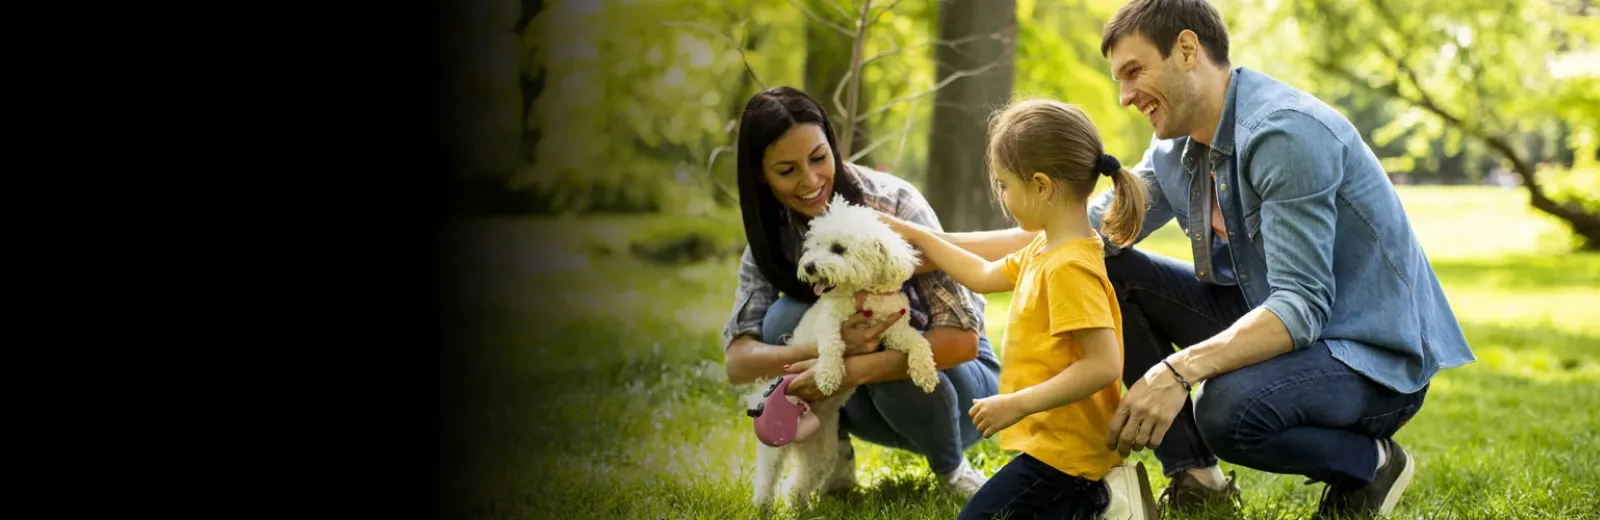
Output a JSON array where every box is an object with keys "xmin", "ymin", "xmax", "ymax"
[
  {"xmin": 1106, "ymin": 361, "xmax": 1190, "ymax": 457},
  {"xmin": 969, "ymin": 392, "xmax": 1030, "ymax": 438}
]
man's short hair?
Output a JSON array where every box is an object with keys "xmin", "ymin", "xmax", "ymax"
[{"xmin": 1101, "ymin": 0, "xmax": 1231, "ymax": 68}]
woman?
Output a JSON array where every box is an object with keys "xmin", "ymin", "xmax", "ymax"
[{"xmin": 721, "ymin": 86, "xmax": 1001, "ymax": 498}]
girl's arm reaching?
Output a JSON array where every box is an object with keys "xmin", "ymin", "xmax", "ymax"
[{"xmin": 879, "ymin": 213, "xmax": 1015, "ymax": 294}]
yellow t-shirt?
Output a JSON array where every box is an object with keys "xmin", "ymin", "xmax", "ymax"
[{"xmin": 996, "ymin": 232, "xmax": 1124, "ymax": 480}]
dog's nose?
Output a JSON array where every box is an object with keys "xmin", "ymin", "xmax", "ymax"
[{"xmin": 804, "ymin": 262, "xmax": 816, "ymax": 275}]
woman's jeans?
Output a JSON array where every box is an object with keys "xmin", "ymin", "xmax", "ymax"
[
  {"xmin": 1106, "ymin": 248, "xmax": 1428, "ymax": 489},
  {"xmin": 763, "ymin": 294, "xmax": 1000, "ymax": 475}
]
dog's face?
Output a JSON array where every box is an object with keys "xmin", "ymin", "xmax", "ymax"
[{"xmin": 797, "ymin": 194, "xmax": 920, "ymax": 295}]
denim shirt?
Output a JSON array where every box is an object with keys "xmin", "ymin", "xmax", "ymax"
[{"xmin": 1089, "ymin": 67, "xmax": 1475, "ymax": 394}]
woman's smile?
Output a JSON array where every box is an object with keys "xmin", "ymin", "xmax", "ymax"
[{"xmin": 793, "ymin": 181, "xmax": 831, "ymax": 212}]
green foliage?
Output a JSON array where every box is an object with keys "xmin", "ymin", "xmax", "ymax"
[
  {"xmin": 498, "ymin": 0, "xmax": 1595, "ymax": 224},
  {"xmin": 1261, "ymin": 0, "xmax": 1596, "ymax": 172},
  {"xmin": 516, "ymin": 0, "xmax": 804, "ymax": 215},
  {"xmin": 1011, "ymin": 0, "xmax": 1155, "ymax": 165}
]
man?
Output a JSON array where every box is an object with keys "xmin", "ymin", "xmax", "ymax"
[{"xmin": 937, "ymin": 0, "xmax": 1476, "ymax": 517}]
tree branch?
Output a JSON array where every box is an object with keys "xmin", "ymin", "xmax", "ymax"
[
  {"xmin": 838, "ymin": 0, "xmax": 873, "ymax": 160},
  {"xmin": 823, "ymin": 0, "xmax": 855, "ymax": 24},
  {"xmin": 854, "ymin": 60, "xmax": 1005, "ymax": 124},
  {"xmin": 868, "ymin": 0, "xmax": 905, "ymax": 28},
  {"xmin": 861, "ymin": 30, "xmax": 1009, "ymax": 68},
  {"xmin": 706, "ymin": 145, "xmax": 738, "ymax": 203},
  {"xmin": 891, "ymin": 94, "xmax": 918, "ymax": 170},
  {"xmin": 1314, "ymin": 0, "xmax": 1600, "ymax": 247},
  {"xmin": 1315, "ymin": 58, "xmax": 1600, "ymax": 241},
  {"xmin": 787, "ymin": 0, "xmax": 855, "ymax": 37},
  {"xmin": 662, "ymin": 21, "xmax": 766, "ymax": 90},
  {"xmin": 849, "ymin": 106, "xmax": 924, "ymax": 164}
]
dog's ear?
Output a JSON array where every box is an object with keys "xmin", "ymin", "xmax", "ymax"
[
  {"xmin": 875, "ymin": 240, "xmax": 917, "ymax": 282},
  {"xmin": 893, "ymin": 234, "xmax": 921, "ymax": 278}
]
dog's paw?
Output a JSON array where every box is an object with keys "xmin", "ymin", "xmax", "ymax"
[
  {"xmin": 911, "ymin": 370, "xmax": 938, "ymax": 393},
  {"xmin": 815, "ymin": 371, "xmax": 842, "ymax": 396},
  {"xmin": 814, "ymin": 357, "xmax": 845, "ymax": 396}
]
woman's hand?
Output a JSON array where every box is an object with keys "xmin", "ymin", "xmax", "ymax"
[
  {"xmin": 839, "ymin": 309, "xmax": 908, "ymax": 356},
  {"xmin": 783, "ymin": 363, "xmax": 829, "ymax": 402}
]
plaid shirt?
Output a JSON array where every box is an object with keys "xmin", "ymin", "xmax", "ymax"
[{"xmin": 722, "ymin": 165, "xmax": 989, "ymax": 349}]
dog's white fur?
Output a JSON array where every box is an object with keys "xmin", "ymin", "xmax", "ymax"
[{"xmin": 751, "ymin": 194, "xmax": 940, "ymax": 512}]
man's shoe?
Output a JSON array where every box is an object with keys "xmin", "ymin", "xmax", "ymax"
[
  {"xmin": 1101, "ymin": 461, "xmax": 1159, "ymax": 520},
  {"xmin": 1157, "ymin": 469, "xmax": 1241, "ymax": 516},
  {"xmin": 1314, "ymin": 438, "xmax": 1416, "ymax": 519}
]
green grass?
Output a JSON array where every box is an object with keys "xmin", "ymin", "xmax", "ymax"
[{"xmin": 442, "ymin": 186, "xmax": 1600, "ymax": 519}]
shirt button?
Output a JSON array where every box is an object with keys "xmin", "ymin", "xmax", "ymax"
[{"xmin": 1219, "ymin": 184, "xmax": 1227, "ymax": 191}]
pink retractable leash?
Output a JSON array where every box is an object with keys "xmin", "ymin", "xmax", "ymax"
[{"xmin": 747, "ymin": 374, "xmax": 822, "ymax": 447}]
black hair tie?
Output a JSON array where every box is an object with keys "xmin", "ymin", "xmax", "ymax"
[{"xmin": 1096, "ymin": 154, "xmax": 1120, "ymax": 177}]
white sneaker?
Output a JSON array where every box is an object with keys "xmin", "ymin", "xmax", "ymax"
[
  {"xmin": 938, "ymin": 457, "xmax": 988, "ymax": 498},
  {"xmin": 823, "ymin": 437, "xmax": 858, "ymax": 494},
  {"xmin": 1100, "ymin": 461, "xmax": 1158, "ymax": 520}
]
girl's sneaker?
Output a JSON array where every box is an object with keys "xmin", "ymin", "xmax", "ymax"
[{"xmin": 1101, "ymin": 461, "xmax": 1158, "ymax": 520}]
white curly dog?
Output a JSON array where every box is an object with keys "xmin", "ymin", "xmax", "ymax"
[{"xmin": 750, "ymin": 194, "xmax": 941, "ymax": 512}]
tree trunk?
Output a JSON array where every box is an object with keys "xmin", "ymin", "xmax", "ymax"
[
  {"xmin": 804, "ymin": 0, "xmax": 871, "ymax": 166},
  {"xmin": 925, "ymin": 0, "xmax": 1016, "ymax": 232}
]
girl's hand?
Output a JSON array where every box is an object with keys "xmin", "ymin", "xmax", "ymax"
[
  {"xmin": 876, "ymin": 211, "xmax": 940, "ymax": 274},
  {"xmin": 970, "ymin": 392, "xmax": 1032, "ymax": 438},
  {"xmin": 876, "ymin": 211, "xmax": 928, "ymax": 241}
]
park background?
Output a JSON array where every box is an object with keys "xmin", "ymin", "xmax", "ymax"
[{"xmin": 436, "ymin": 0, "xmax": 1600, "ymax": 518}]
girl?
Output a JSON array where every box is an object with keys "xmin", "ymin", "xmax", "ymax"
[{"xmin": 879, "ymin": 99, "xmax": 1155, "ymax": 520}]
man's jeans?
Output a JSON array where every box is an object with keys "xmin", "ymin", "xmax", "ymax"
[
  {"xmin": 763, "ymin": 295, "xmax": 999, "ymax": 475},
  {"xmin": 1107, "ymin": 248, "xmax": 1428, "ymax": 488}
]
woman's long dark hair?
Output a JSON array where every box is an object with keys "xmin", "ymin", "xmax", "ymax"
[{"xmin": 736, "ymin": 86, "xmax": 867, "ymax": 303}]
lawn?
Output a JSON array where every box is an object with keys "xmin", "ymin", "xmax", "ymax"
[{"xmin": 440, "ymin": 185, "xmax": 1600, "ymax": 520}]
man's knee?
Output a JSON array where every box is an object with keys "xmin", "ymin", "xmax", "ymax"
[
  {"xmin": 1103, "ymin": 248, "xmax": 1140, "ymax": 297},
  {"xmin": 760, "ymin": 295, "xmax": 811, "ymax": 345},
  {"xmin": 1190, "ymin": 373, "xmax": 1265, "ymax": 460},
  {"xmin": 1103, "ymin": 248, "xmax": 1160, "ymax": 301}
]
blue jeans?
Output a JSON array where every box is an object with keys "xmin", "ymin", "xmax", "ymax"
[
  {"xmin": 1106, "ymin": 247, "xmax": 1428, "ymax": 488},
  {"xmin": 763, "ymin": 294, "xmax": 1000, "ymax": 475},
  {"xmin": 957, "ymin": 453, "xmax": 1109, "ymax": 520}
]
